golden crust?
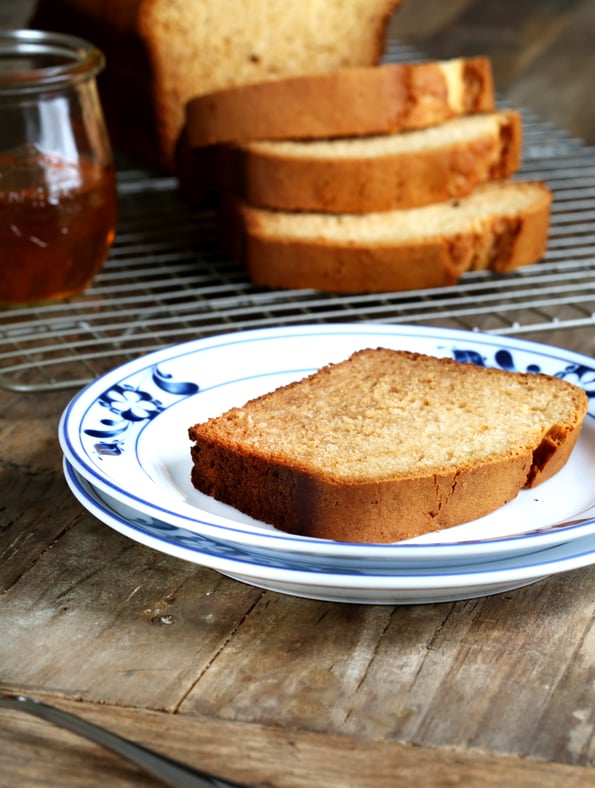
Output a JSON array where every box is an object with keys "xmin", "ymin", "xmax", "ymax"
[
  {"xmin": 186, "ymin": 58, "xmax": 495, "ymax": 149},
  {"xmin": 190, "ymin": 450, "xmax": 535, "ymax": 542},
  {"xmin": 145, "ymin": 0, "xmax": 406, "ymax": 167},
  {"xmin": 188, "ymin": 349, "xmax": 588, "ymax": 543},
  {"xmin": 232, "ymin": 181, "xmax": 552, "ymax": 293},
  {"xmin": 226, "ymin": 111, "xmax": 522, "ymax": 213},
  {"xmin": 32, "ymin": 0, "xmax": 405, "ymax": 170}
]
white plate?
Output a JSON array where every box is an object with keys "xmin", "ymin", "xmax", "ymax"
[
  {"xmin": 59, "ymin": 324, "xmax": 595, "ymax": 566},
  {"xmin": 64, "ymin": 459, "xmax": 595, "ymax": 605}
]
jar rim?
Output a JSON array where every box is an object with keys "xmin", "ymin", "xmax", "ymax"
[{"xmin": 0, "ymin": 29, "xmax": 105, "ymax": 92}]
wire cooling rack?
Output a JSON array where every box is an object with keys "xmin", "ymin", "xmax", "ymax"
[{"xmin": 1, "ymin": 44, "xmax": 595, "ymax": 392}]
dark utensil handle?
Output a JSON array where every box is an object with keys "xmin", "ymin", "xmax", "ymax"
[{"xmin": 0, "ymin": 694, "xmax": 247, "ymax": 788}]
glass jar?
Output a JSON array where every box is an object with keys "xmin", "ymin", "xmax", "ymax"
[{"xmin": 0, "ymin": 30, "xmax": 117, "ymax": 306}]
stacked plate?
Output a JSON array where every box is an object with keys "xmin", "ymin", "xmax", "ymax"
[{"xmin": 59, "ymin": 324, "xmax": 595, "ymax": 604}]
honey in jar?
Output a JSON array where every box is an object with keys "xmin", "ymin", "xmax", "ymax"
[{"xmin": 0, "ymin": 30, "xmax": 117, "ymax": 306}]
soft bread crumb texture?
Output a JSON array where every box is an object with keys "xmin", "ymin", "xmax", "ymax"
[
  {"xmin": 242, "ymin": 112, "xmax": 509, "ymax": 160},
  {"xmin": 144, "ymin": 0, "xmax": 399, "ymax": 88},
  {"xmin": 188, "ymin": 349, "xmax": 588, "ymax": 542},
  {"xmin": 191, "ymin": 349, "xmax": 585, "ymax": 482},
  {"xmin": 231, "ymin": 110, "xmax": 522, "ymax": 215},
  {"xmin": 236, "ymin": 180, "xmax": 551, "ymax": 293},
  {"xmin": 143, "ymin": 0, "xmax": 402, "ymax": 157},
  {"xmin": 244, "ymin": 181, "xmax": 546, "ymax": 244},
  {"xmin": 439, "ymin": 59, "xmax": 465, "ymax": 111},
  {"xmin": 32, "ymin": 0, "xmax": 404, "ymax": 169}
]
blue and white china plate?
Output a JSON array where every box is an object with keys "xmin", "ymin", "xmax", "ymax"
[
  {"xmin": 64, "ymin": 459, "xmax": 595, "ymax": 604},
  {"xmin": 59, "ymin": 324, "xmax": 595, "ymax": 565}
]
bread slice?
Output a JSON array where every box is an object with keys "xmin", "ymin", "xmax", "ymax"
[
  {"xmin": 226, "ymin": 110, "xmax": 522, "ymax": 213},
  {"xmin": 188, "ymin": 348, "xmax": 588, "ymax": 543},
  {"xmin": 32, "ymin": 0, "xmax": 404, "ymax": 170},
  {"xmin": 186, "ymin": 57, "xmax": 495, "ymax": 149},
  {"xmin": 231, "ymin": 180, "xmax": 552, "ymax": 293}
]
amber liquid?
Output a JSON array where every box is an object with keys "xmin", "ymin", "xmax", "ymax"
[{"xmin": 0, "ymin": 149, "xmax": 117, "ymax": 305}]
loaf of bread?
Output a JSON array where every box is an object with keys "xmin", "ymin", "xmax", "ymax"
[
  {"xmin": 188, "ymin": 348, "xmax": 588, "ymax": 543},
  {"xmin": 229, "ymin": 180, "xmax": 552, "ymax": 293},
  {"xmin": 31, "ymin": 0, "xmax": 404, "ymax": 170},
  {"xmin": 186, "ymin": 57, "xmax": 495, "ymax": 149},
  {"xmin": 225, "ymin": 110, "xmax": 522, "ymax": 213}
]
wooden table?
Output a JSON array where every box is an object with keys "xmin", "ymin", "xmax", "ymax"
[{"xmin": 1, "ymin": 1, "xmax": 594, "ymax": 785}]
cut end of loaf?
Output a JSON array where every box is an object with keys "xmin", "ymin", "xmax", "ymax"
[
  {"xmin": 235, "ymin": 180, "xmax": 552, "ymax": 293},
  {"xmin": 185, "ymin": 56, "xmax": 495, "ymax": 149},
  {"xmin": 232, "ymin": 110, "xmax": 523, "ymax": 214},
  {"xmin": 32, "ymin": 0, "xmax": 406, "ymax": 170},
  {"xmin": 188, "ymin": 349, "xmax": 588, "ymax": 543},
  {"xmin": 241, "ymin": 111, "xmax": 520, "ymax": 162},
  {"xmin": 149, "ymin": 0, "xmax": 404, "ymax": 159},
  {"xmin": 242, "ymin": 181, "xmax": 548, "ymax": 243}
]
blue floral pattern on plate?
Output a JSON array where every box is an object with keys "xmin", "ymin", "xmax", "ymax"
[
  {"xmin": 59, "ymin": 324, "xmax": 595, "ymax": 565},
  {"xmin": 83, "ymin": 364, "xmax": 200, "ymax": 457},
  {"xmin": 63, "ymin": 458, "xmax": 595, "ymax": 604},
  {"xmin": 81, "ymin": 346, "xmax": 595, "ymax": 460},
  {"xmin": 452, "ymin": 347, "xmax": 595, "ymax": 396}
]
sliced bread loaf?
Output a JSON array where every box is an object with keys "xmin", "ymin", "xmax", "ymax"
[
  {"xmin": 32, "ymin": 0, "xmax": 404, "ymax": 170},
  {"xmin": 226, "ymin": 110, "xmax": 522, "ymax": 213},
  {"xmin": 231, "ymin": 180, "xmax": 552, "ymax": 293},
  {"xmin": 186, "ymin": 57, "xmax": 495, "ymax": 149},
  {"xmin": 188, "ymin": 348, "xmax": 588, "ymax": 543}
]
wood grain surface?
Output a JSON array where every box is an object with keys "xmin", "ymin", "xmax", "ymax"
[
  {"xmin": 392, "ymin": 0, "xmax": 595, "ymax": 146},
  {"xmin": 1, "ymin": 1, "xmax": 594, "ymax": 786}
]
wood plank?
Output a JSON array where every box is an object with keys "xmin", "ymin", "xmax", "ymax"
[
  {"xmin": 2, "ymin": 474, "xmax": 593, "ymax": 764},
  {"xmin": 0, "ymin": 4, "xmax": 594, "ymax": 785},
  {"xmin": 0, "ymin": 515, "xmax": 263, "ymax": 710},
  {"xmin": 388, "ymin": 0, "xmax": 476, "ymax": 38},
  {"xmin": 392, "ymin": 0, "xmax": 586, "ymax": 83},
  {"xmin": 390, "ymin": 0, "xmax": 595, "ymax": 145},
  {"xmin": 180, "ymin": 569, "xmax": 595, "ymax": 765},
  {"xmin": 0, "ymin": 402, "xmax": 70, "ymax": 592},
  {"xmin": 504, "ymin": 0, "xmax": 595, "ymax": 146},
  {"xmin": 182, "ymin": 569, "xmax": 595, "ymax": 763},
  {"xmin": 0, "ymin": 697, "xmax": 592, "ymax": 788},
  {"xmin": 0, "ymin": 706, "xmax": 163, "ymax": 788}
]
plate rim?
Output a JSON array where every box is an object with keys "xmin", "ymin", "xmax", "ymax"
[
  {"xmin": 59, "ymin": 322, "xmax": 595, "ymax": 560},
  {"xmin": 64, "ymin": 458, "xmax": 595, "ymax": 591}
]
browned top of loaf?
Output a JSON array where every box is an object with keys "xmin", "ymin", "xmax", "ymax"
[
  {"xmin": 185, "ymin": 57, "xmax": 495, "ymax": 148},
  {"xmin": 189, "ymin": 348, "xmax": 587, "ymax": 485}
]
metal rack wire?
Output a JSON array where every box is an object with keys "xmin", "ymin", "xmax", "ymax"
[{"xmin": 1, "ymin": 44, "xmax": 595, "ymax": 392}]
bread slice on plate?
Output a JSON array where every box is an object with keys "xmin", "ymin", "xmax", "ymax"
[
  {"xmin": 188, "ymin": 348, "xmax": 588, "ymax": 544},
  {"xmin": 186, "ymin": 57, "xmax": 495, "ymax": 148},
  {"xmin": 226, "ymin": 110, "xmax": 522, "ymax": 213},
  {"xmin": 230, "ymin": 180, "xmax": 552, "ymax": 293}
]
